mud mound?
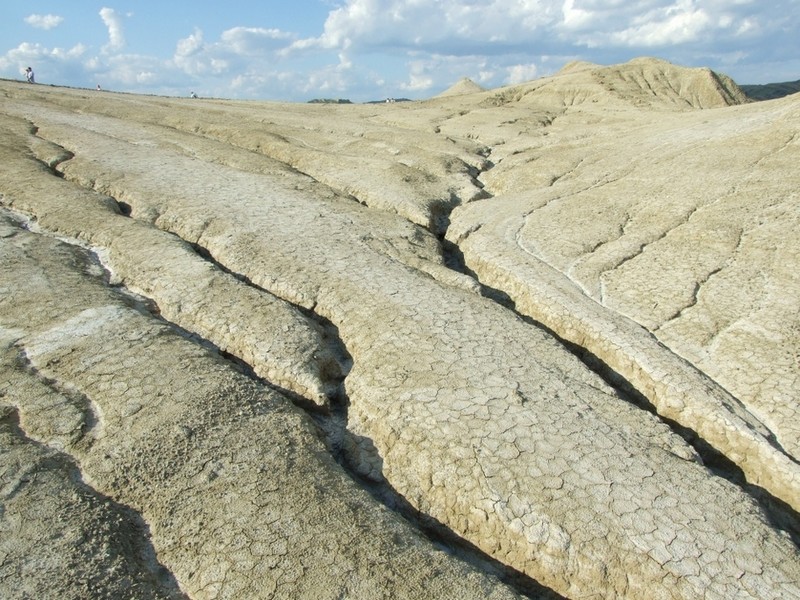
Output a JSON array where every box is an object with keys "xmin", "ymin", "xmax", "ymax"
[
  {"xmin": 593, "ymin": 57, "xmax": 749, "ymax": 108},
  {"xmin": 436, "ymin": 77, "xmax": 486, "ymax": 97},
  {"xmin": 481, "ymin": 57, "xmax": 748, "ymax": 110}
]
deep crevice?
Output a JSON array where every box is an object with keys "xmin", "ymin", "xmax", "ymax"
[
  {"xmin": 442, "ymin": 237, "xmax": 516, "ymax": 309},
  {"xmin": 108, "ymin": 276, "xmax": 336, "ymax": 417},
  {"xmin": 187, "ymin": 239, "xmax": 351, "ymax": 405},
  {"xmin": 563, "ymin": 339, "xmax": 800, "ymax": 547},
  {"xmin": 441, "ymin": 238, "xmax": 800, "ymax": 548},
  {"xmin": 23, "ymin": 122, "xmax": 797, "ymax": 591},
  {"xmin": 311, "ymin": 380, "xmax": 566, "ymax": 600},
  {"xmin": 88, "ymin": 227, "xmax": 550, "ymax": 596},
  {"xmin": 117, "ymin": 200, "xmax": 132, "ymax": 216},
  {"xmin": 185, "ymin": 238, "xmax": 561, "ymax": 596}
]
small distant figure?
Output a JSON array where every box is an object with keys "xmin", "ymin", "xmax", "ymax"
[
  {"xmin": 25, "ymin": 67, "xmax": 35, "ymax": 84},
  {"xmin": 96, "ymin": 84, "xmax": 102, "ymax": 91},
  {"xmin": 189, "ymin": 91, "xmax": 198, "ymax": 99}
]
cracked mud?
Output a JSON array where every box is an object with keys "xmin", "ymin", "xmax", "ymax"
[{"xmin": 1, "ymin": 58, "xmax": 799, "ymax": 599}]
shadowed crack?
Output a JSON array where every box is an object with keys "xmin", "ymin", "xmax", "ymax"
[
  {"xmin": 11, "ymin": 346, "xmax": 103, "ymax": 448},
  {"xmin": 178, "ymin": 237, "xmax": 564, "ymax": 598},
  {"xmin": 558, "ymin": 338, "xmax": 800, "ymax": 547},
  {"xmin": 442, "ymin": 241, "xmax": 800, "ymax": 548},
  {"xmin": 1, "ymin": 404, "xmax": 188, "ymax": 599},
  {"xmin": 8, "ymin": 103, "xmax": 797, "ymax": 595},
  {"xmin": 310, "ymin": 359, "xmax": 566, "ymax": 600}
]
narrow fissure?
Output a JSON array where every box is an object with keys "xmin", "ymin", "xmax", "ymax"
[
  {"xmin": 22, "ymin": 123, "xmax": 797, "ymax": 589},
  {"xmin": 12, "ymin": 143, "xmax": 564, "ymax": 597},
  {"xmin": 308, "ymin": 355, "xmax": 565, "ymax": 600},
  {"xmin": 562, "ymin": 337, "xmax": 800, "ymax": 546}
]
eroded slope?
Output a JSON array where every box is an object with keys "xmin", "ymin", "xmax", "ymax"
[{"xmin": 443, "ymin": 66, "xmax": 800, "ymax": 467}]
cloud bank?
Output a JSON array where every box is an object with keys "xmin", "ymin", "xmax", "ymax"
[{"xmin": 3, "ymin": 1, "xmax": 798, "ymax": 101}]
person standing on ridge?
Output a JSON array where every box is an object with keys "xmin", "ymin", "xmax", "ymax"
[{"xmin": 25, "ymin": 67, "xmax": 35, "ymax": 83}]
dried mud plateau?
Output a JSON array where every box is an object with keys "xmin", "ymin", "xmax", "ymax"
[{"xmin": 1, "ymin": 58, "xmax": 799, "ymax": 599}]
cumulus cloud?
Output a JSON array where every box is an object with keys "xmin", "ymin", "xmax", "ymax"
[
  {"xmin": 3, "ymin": 0, "xmax": 799, "ymax": 100},
  {"xmin": 271, "ymin": 0, "xmax": 797, "ymax": 99},
  {"xmin": 99, "ymin": 7, "xmax": 125, "ymax": 52},
  {"xmin": 0, "ymin": 41, "xmax": 88, "ymax": 83},
  {"xmin": 99, "ymin": 53, "xmax": 168, "ymax": 86},
  {"xmin": 561, "ymin": 0, "xmax": 594, "ymax": 30},
  {"xmin": 220, "ymin": 27, "xmax": 295, "ymax": 55},
  {"xmin": 610, "ymin": 1, "xmax": 713, "ymax": 47},
  {"xmin": 0, "ymin": 41, "xmax": 87, "ymax": 65},
  {"xmin": 173, "ymin": 29, "xmax": 218, "ymax": 76},
  {"xmin": 297, "ymin": 0, "xmax": 788, "ymax": 58},
  {"xmin": 24, "ymin": 14, "xmax": 64, "ymax": 30},
  {"xmin": 172, "ymin": 26, "xmax": 296, "ymax": 78},
  {"xmin": 506, "ymin": 63, "xmax": 539, "ymax": 84},
  {"xmin": 307, "ymin": 0, "xmax": 561, "ymax": 54}
]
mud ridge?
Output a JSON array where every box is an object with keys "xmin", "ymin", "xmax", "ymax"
[
  {"xmin": 59, "ymin": 217, "xmax": 557, "ymax": 598},
  {"xmin": 182, "ymin": 233, "xmax": 564, "ymax": 598},
  {"xmin": 434, "ymin": 162, "xmax": 800, "ymax": 549}
]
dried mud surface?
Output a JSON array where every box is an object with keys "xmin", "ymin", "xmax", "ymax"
[{"xmin": 1, "ymin": 58, "xmax": 798, "ymax": 599}]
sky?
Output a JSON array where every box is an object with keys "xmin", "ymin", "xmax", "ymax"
[{"xmin": 1, "ymin": 1, "xmax": 798, "ymax": 102}]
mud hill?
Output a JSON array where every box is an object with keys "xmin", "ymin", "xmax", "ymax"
[
  {"xmin": 1, "ymin": 58, "xmax": 798, "ymax": 599},
  {"xmin": 436, "ymin": 77, "xmax": 486, "ymax": 97}
]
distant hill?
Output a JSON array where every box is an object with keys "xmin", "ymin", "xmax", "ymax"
[
  {"xmin": 307, "ymin": 98, "xmax": 353, "ymax": 104},
  {"xmin": 365, "ymin": 98, "xmax": 413, "ymax": 105},
  {"xmin": 476, "ymin": 57, "xmax": 749, "ymax": 111},
  {"xmin": 436, "ymin": 78, "xmax": 486, "ymax": 98},
  {"xmin": 739, "ymin": 80, "xmax": 800, "ymax": 101}
]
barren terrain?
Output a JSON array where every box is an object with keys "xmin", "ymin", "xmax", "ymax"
[{"xmin": 1, "ymin": 58, "xmax": 799, "ymax": 599}]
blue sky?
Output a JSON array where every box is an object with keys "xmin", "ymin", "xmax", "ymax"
[{"xmin": 1, "ymin": 1, "xmax": 798, "ymax": 102}]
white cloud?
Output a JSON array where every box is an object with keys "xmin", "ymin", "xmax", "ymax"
[
  {"xmin": 561, "ymin": 0, "xmax": 594, "ymax": 29},
  {"xmin": 506, "ymin": 63, "xmax": 539, "ymax": 84},
  {"xmin": 310, "ymin": 0, "xmax": 561, "ymax": 53},
  {"xmin": 172, "ymin": 25, "xmax": 299, "ymax": 79},
  {"xmin": 0, "ymin": 41, "xmax": 87, "ymax": 64},
  {"xmin": 99, "ymin": 7, "xmax": 126, "ymax": 52},
  {"xmin": 0, "ymin": 41, "xmax": 89, "ymax": 83},
  {"xmin": 173, "ymin": 29, "xmax": 217, "ymax": 76},
  {"xmin": 92, "ymin": 52, "xmax": 181, "ymax": 90},
  {"xmin": 220, "ymin": 27, "xmax": 294, "ymax": 55},
  {"xmin": 735, "ymin": 17, "xmax": 757, "ymax": 36},
  {"xmin": 611, "ymin": 1, "xmax": 713, "ymax": 47},
  {"xmin": 52, "ymin": 44, "xmax": 89, "ymax": 60},
  {"xmin": 299, "ymin": 0, "xmax": 790, "ymax": 60},
  {"xmin": 24, "ymin": 14, "xmax": 64, "ymax": 30},
  {"xmin": 175, "ymin": 29, "xmax": 205, "ymax": 60},
  {"xmin": 2, "ymin": 0, "xmax": 799, "ymax": 100},
  {"xmin": 400, "ymin": 59, "xmax": 435, "ymax": 91}
]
